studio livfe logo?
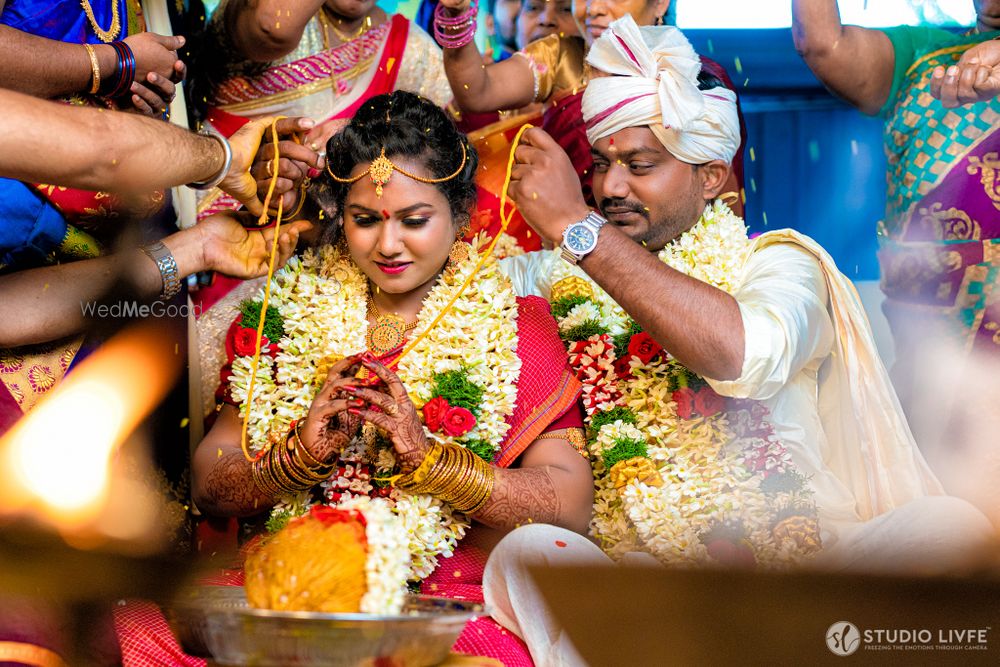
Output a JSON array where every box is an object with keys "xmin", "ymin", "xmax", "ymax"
[{"xmin": 827, "ymin": 622, "xmax": 861, "ymax": 656}]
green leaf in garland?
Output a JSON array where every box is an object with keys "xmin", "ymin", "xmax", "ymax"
[
  {"xmin": 559, "ymin": 320, "xmax": 609, "ymax": 343},
  {"xmin": 601, "ymin": 437, "xmax": 649, "ymax": 469},
  {"xmin": 238, "ymin": 299, "xmax": 285, "ymax": 342},
  {"xmin": 760, "ymin": 469, "xmax": 808, "ymax": 495},
  {"xmin": 550, "ymin": 295, "xmax": 594, "ymax": 320},
  {"xmin": 589, "ymin": 407, "xmax": 639, "ymax": 442},
  {"xmin": 462, "ymin": 438, "xmax": 497, "ymax": 462},
  {"xmin": 265, "ymin": 510, "xmax": 294, "ymax": 534},
  {"xmin": 431, "ymin": 367, "xmax": 484, "ymax": 416}
]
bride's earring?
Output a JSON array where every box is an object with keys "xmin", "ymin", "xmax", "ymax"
[
  {"xmin": 450, "ymin": 240, "xmax": 471, "ymax": 263},
  {"xmin": 446, "ymin": 233, "xmax": 472, "ymax": 276}
]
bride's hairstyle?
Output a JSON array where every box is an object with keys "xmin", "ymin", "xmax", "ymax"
[{"xmin": 323, "ymin": 91, "xmax": 479, "ymax": 226}]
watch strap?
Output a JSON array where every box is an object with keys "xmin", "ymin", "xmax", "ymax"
[{"xmin": 141, "ymin": 241, "xmax": 181, "ymax": 301}]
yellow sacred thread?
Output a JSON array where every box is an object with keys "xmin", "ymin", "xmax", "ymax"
[
  {"xmin": 239, "ymin": 122, "xmax": 534, "ymax": 461},
  {"xmin": 395, "ymin": 124, "xmax": 533, "ymax": 361},
  {"xmin": 241, "ymin": 117, "xmax": 291, "ymax": 463}
]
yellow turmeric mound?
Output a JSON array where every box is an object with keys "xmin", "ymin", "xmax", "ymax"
[{"xmin": 245, "ymin": 507, "xmax": 369, "ymax": 613}]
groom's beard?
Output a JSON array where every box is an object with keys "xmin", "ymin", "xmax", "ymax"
[
  {"xmin": 599, "ymin": 187, "xmax": 706, "ymax": 252},
  {"xmin": 599, "ymin": 196, "xmax": 661, "ymax": 250}
]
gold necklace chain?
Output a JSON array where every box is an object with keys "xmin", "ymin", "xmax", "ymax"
[
  {"xmin": 318, "ymin": 6, "xmax": 372, "ymax": 46},
  {"xmin": 80, "ymin": 0, "xmax": 122, "ymax": 43},
  {"xmin": 366, "ymin": 295, "xmax": 419, "ymax": 331}
]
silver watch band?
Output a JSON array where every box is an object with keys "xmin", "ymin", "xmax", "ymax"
[
  {"xmin": 141, "ymin": 241, "xmax": 182, "ymax": 301},
  {"xmin": 560, "ymin": 212, "xmax": 606, "ymax": 264},
  {"xmin": 187, "ymin": 129, "xmax": 233, "ymax": 191}
]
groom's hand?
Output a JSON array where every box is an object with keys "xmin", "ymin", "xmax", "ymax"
[{"xmin": 508, "ymin": 128, "xmax": 591, "ymax": 245}]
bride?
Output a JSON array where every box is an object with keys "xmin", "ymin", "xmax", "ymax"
[{"xmin": 121, "ymin": 91, "xmax": 590, "ymax": 666}]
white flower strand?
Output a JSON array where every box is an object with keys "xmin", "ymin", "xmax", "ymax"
[
  {"xmin": 550, "ymin": 201, "xmax": 819, "ymax": 567},
  {"xmin": 228, "ymin": 243, "xmax": 521, "ymax": 586}
]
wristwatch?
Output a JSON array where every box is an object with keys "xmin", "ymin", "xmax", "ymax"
[
  {"xmin": 141, "ymin": 241, "xmax": 182, "ymax": 301},
  {"xmin": 560, "ymin": 211, "xmax": 607, "ymax": 265}
]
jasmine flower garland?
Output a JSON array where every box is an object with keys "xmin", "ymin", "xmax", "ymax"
[
  {"xmin": 550, "ymin": 200, "xmax": 822, "ymax": 567},
  {"xmin": 228, "ymin": 242, "xmax": 520, "ymax": 585}
]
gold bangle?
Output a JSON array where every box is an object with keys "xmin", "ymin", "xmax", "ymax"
[
  {"xmin": 396, "ymin": 443, "xmax": 495, "ymax": 514},
  {"xmin": 280, "ymin": 438, "xmax": 330, "ymax": 486},
  {"xmin": 289, "ymin": 419, "xmax": 325, "ymax": 469},
  {"xmin": 445, "ymin": 449, "xmax": 494, "ymax": 514},
  {"xmin": 277, "ymin": 443, "xmax": 315, "ymax": 487},
  {"xmin": 397, "ymin": 443, "xmax": 444, "ymax": 489},
  {"xmin": 251, "ymin": 452, "xmax": 282, "ymax": 497},
  {"xmin": 268, "ymin": 445, "xmax": 310, "ymax": 493},
  {"xmin": 83, "ymin": 44, "xmax": 101, "ymax": 95}
]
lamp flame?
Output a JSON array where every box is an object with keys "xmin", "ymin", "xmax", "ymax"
[{"xmin": 0, "ymin": 322, "xmax": 181, "ymax": 546}]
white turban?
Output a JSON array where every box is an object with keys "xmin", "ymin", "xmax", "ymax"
[{"xmin": 582, "ymin": 16, "xmax": 740, "ymax": 164}]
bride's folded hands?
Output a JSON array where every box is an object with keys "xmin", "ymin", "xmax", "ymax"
[{"xmin": 297, "ymin": 354, "xmax": 367, "ymax": 465}]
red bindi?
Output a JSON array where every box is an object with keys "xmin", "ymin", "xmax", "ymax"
[
  {"xmin": 381, "ymin": 209, "xmax": 390, "ymax": 219},
  {"xmin": 555, "ymin": 540, "xmax": 567, "ymax": 548}
]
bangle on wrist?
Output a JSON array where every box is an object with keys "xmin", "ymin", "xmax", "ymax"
[
  {"xmin": 188, "ymin": 129, "xmax": 233, "ymax": 191},
  {"xmin": 434, "ymin": 1, "xmax": 478, "ymax": 49},
  {"xmin": 396, "ymin": 443, "xmax": 495, "ymax": 514},
  {"xmin": 140, "ymin": 240, "xmax": 182, "ymax": 301},
  {"xmin": 83, "ymin": 44, "xmax": 101, "ymax": 95},
  {"xmin": 104, "ymin": 40, "xmax": 135, "ymax": 98}
]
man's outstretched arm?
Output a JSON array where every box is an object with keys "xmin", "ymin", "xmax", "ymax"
[
  {"xmin": 507, "ymin": 129, "xmax": 745, "ymax": 381},
  {"xmin": 0, "ymin": 87, "xmax": 317, "ymax": 215}
]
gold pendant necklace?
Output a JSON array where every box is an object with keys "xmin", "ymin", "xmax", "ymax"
[
  {"xmin": 318, "ymin": 6, "xmax": 372, "ymax": 46},
  {"xmin": 365, "ymin": 294, "xmax": 418, "ymax": 357},
  {"xmin": 80, "ymin": 0, "xmax": 122, "ymax": 43}
]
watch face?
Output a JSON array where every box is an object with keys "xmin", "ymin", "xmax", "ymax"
[{"xmin": 566, "ymin": 225, "xmax": 596, "ymax": 253}]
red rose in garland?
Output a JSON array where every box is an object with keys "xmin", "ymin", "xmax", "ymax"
[
  {"xmin": 613, "ymin": 355, "xmax": 634, "ymax": 379},
  {"xmin": 693, "ymin": 387, "xmax": 726, "ymax": 417},
  {"xmin": 672, "ymin": 386, "xmax": 697, "ymax": 420},
  {"xmin": 422, "ymin": 396, "xmax": 450, "ymax": 433},
  {"xmin": 627, "ymin": 332, "xmax": 663, "ymax": 364},
  {"xmin": 442, "ymin": 406, "xmax": 477, "ymax": 437},
  {"xmin": 233, "ymin": 327, "xmax": 277, "ymax": 357}
]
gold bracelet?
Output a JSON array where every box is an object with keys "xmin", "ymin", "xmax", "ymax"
[
  {"xmin": 279, "ymin": 438, "xmax": 331, "ymax": 486},
  {"xmin": 397, "ymin": 443, "xmax": 444, "ymax": 488},
  {"xmin": 267, "ymin": 444, "xmax": 310, "ymax": 494},
  {"xmin": 276, "ymin": 443, "xmax": 316, "ymax": 488},
  {"xmin": 251, "ymin": 452, "xmax": 283, "ymax": 497},
  {"xmin": 83, "ymin": 43, "xmax": 101, "ymax": 95},
  {"xmin": 396, "ymin": 443, "xmax": 495, "ymax": 514},
  {"xmin": 288, "ymin": 419, "xmax": 326, "ymax": 469}
]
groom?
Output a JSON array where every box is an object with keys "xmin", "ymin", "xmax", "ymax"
[{"xmin": 490, "ymin": 16, "xmax": 994, "ymax": 666}]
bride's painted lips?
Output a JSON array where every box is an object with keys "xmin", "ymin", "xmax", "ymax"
[{"xmin": 375, "ymin": 261, "xmax": 411, "ymax": 275}]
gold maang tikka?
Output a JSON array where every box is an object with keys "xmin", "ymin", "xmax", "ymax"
[{"xmin": 326, "ymin": 142, "xmax": 468, "ymax": 198}]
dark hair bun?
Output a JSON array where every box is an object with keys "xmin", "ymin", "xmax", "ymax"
[{"xmin": 324, "ymin": 91, "xmax": 479, "ymax": 224}]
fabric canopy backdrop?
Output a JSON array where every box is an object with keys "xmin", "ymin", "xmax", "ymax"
[{"xmin": 684, "ymin": 28, "xmax": 889, "ymax": 281}]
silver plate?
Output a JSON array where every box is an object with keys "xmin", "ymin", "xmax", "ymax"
[{"xmin": 167, "ymin": 586, "xmax": 483, "ymax": 666}]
